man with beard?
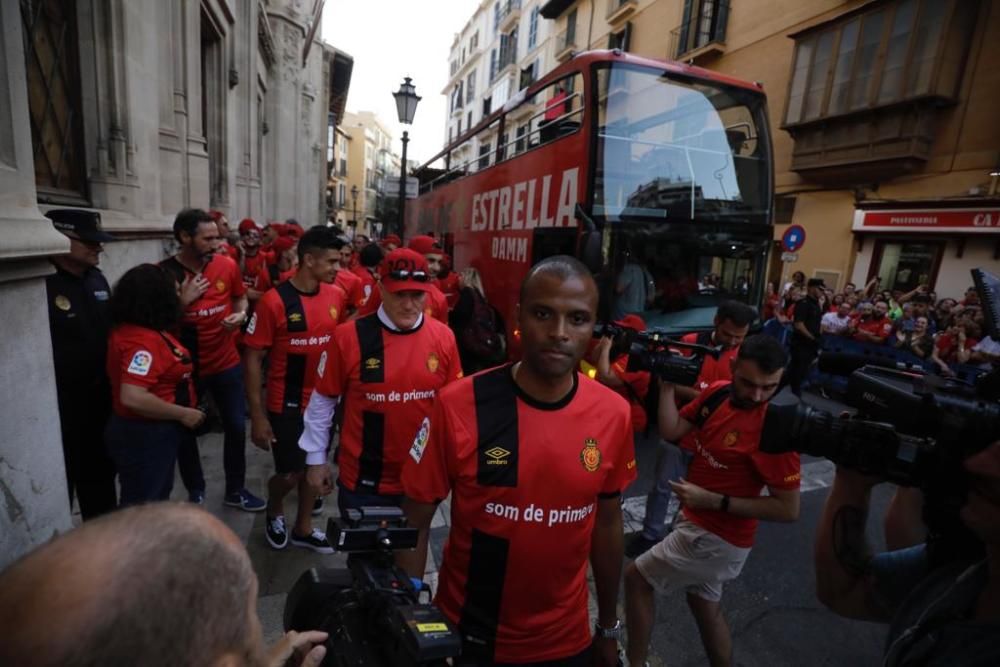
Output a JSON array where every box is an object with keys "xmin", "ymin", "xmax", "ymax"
[
  {"xmin": 398, "ymin": 256, "xmax": 637, "ymax": 666},
  {"xmin": 160, "ymin": 208, "xmax": 264, "ymax": 511},
  {"xmin": 238, "ymin": 219, "xmax": 268, "ymax": 290},
  {"xmin": 849, "ymin": 300, "xmax": 893, "ymax": 345},
  {"xmin": 0, "ymin": 503, "xmax": 327, "ymax": 667},
  {"xmin": 625, "ymin": 335, "xmax": 800, "ymax": 667}
]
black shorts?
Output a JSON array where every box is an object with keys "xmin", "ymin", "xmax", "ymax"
[{"xmin": 268, "ymin": 411, "xmax": 307, "ymax": 474}]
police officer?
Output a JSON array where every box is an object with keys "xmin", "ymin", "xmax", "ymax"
[{"xmin": 44, "ymin": 209, "xmax": 118, "ymax": 519}]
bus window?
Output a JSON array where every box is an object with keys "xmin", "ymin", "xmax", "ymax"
[
  {"xmin": 496, "ymin": 72, "xmax": 585, "ymax": 162},
  {"xmin": 593, "ymin": 63, "xmax": 770, "ymax": 226}
]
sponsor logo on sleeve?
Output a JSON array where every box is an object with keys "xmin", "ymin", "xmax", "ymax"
[
  {"xmin": 317, "ymin": 351, "xmax": 328, "ymax": 378},
  {"xmin": 246, "ymin": 313, "xmax": 257, "ymax": 335},
  {"xmin": 409, "ymin": 417, "xmax": 431, "ymax": 463},
  {"xmin": 127, "ymin": 350, "xmax": 153, "ymax": 376}
]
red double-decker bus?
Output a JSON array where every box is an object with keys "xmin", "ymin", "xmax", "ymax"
[{"xmin": 408, "ymin": 50, "xmax": 773, "ymax": 352}]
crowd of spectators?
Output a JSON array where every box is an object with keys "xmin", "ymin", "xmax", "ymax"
[{"xmin": 766, "ymin": 271, "xmax": 999, "ymax": 375}]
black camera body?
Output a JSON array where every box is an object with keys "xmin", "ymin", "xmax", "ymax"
[
  {"xmin": 593, "ymin": 323, "xmax": 721, "ymax": 386},
  {"xmin": 284, "ymin": 507, "xmax": 461, "ymax": 667}
]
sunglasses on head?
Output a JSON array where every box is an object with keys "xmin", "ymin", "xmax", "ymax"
[{"xmin": 387, "ymin": 269, "xmax": 430, "ymax": 282}]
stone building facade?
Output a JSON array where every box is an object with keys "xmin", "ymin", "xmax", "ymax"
[{"xmin": 0, "ymin": 0, "xmax": 351, "ymax": 568}]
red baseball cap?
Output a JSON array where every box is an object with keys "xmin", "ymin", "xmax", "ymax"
[
  {"xmin": 382, "ymin": 233, "xmax": 401, "ymax": 248},
  {"xmin": 379, "ymin": 248, "xmax": 433, "ymax": 293},
  {"xmin": 271, "ymin": 236, "xmax": 296, "ymax": 255},
  {"xmin": 285, "ymin": 224, "xmax": 304, "ymax": 240},
  {"xmin": 238, "ymin": 218, "xmax": 258, "ymax": 234},
  {"xmin": 407, "ymin": 235, "xmax": 443, "ymax": 256},
  {"xmin": 614, "ymin": 314, "xmax": 646, "ymax": 332},
  {"xmin": 208, "ymin": 209, "xmax": 225, "ymax": 223}
]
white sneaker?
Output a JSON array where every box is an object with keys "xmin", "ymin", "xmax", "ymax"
[{"xmin": 290, "ymin": 528, "xmax": 334, "ymax": 554}]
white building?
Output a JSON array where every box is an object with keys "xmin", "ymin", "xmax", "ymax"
[
  {"xmin": 0, "ymin": 0, "xmax": 351, "ymax": 568},
  {"xmin": 442, "ymin": 0, "xmax": 554, "ymax": 172}
]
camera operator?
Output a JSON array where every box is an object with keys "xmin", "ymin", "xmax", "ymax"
[
  {"xmin": 627, "ymin": 301, "xmax": 755, "ymax": 558},
  {"xmin": 398, "ymin": 256, "xmax": 636, "ymax": 667},
  {"xmin": 591, "ymin": 314, "xmax": 652, "ymax": 435},
  {"xmin": 624, "ymin": 335, "xmax": 800, "ymax": 667},
  {"xmin": 814, "ymin": 443, "xmax": 1000, "ymax": 665}
]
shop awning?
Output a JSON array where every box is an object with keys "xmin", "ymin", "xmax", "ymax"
[{"xmin": 852, "ymin": 207, "xmax": 1000, "ymax": 234}]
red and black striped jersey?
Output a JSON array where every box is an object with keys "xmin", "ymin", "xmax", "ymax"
[
  {"xmin": 402, "ymin": 365, "xmax": 636, "ymax": 663},
  {"xmin": 313, "ymin": 313, "xmax": 462, "ymax": 495},
  {"xmin": 244, "ymin": 281, "xmax": 348, "ymax": 414}
]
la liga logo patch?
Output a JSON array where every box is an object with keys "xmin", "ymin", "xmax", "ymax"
[{"xmin": 127, "ymin": 350, "xmax": 153, "ymax": 376}]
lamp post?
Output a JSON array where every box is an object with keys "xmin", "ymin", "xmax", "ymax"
[
  {"xmin": 350, "ymin": 184, "xmax": 359, "ymax": 233},
  {"xmin": 392, "ymin": 77, "xmax": 421, "ymax": 240}
]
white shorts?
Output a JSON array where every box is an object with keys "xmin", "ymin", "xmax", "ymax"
[{"xmin": 633, "ymin": 516, "xmax": 750, "ymax": 602}]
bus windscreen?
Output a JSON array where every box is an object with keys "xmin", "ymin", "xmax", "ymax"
[{"xmin": 594, "ymin": 63, "xmax": 771, "ymax": 226}]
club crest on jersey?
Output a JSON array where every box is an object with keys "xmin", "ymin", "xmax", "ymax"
[
  {"xmin": 410, "ymin": 417, "xmax": 431, "ymax": 463},
  {"xmin": 426, "ymin": 352, "xmax": 439, "ymax": 373},
  {"xmin": 723, "ymin": 430, "xmax": 740, "ymax": 447},
  {"xmin": 580, "ymin": 438, "xmax": 601, "ymax": 472},
  {"xmin": 484, "ymin": 446, "xmax": 510, "ymax": 465},
  {"xmin": 215, "ymin": 279, "xmax": 226, "ymax": 293},
  {"xmin": 365, "ymin": 357, "xmax": 381, "ymax": 371},
  {"xmin": 127, "ymin": 350, "xmax": 153, "ymax": 377},
  {"xmin": 54, "ymin": 295, "xmax": 71, "ymax": 311},
  {"xmin": 329, "ymin": 306, "xmax": 338, "ymax": 321}
]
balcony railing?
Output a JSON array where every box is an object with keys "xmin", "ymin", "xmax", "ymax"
[
  {"xmin": 492, "ymin": 43, "xmax": 518, "ymax": 82},
  {"xmin": 670, "ymin": 1, "xmax": 729, "ymax": 60},
  {"xmin": 606, "ymin": 0, "xmax": 637, "ymax": 23},
  {"xmin": 498, "ymin": 0, "xmax": 522, "ymax": 31}
]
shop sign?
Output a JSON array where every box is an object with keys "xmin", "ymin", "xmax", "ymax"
[{"xmin": 853, "ymin": 208, "xmax": 1000, "ymax": 234}]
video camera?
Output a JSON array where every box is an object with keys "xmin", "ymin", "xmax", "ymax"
[
  {"xmin": 760, "ymin": 268, "xmax": 1000, "ymax": 563},
  {"xmin": 284, "ymin": 506, "xmax": 461, "ymax": 667},
  {"xmin": 593, "ymin": 323, "xmax": 722, "ymax": 387}
]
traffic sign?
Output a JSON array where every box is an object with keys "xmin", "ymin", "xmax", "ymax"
[
  {"xmin": 782, "ymin": 225, "xmax": 806, "ymax": 253},
  {"xmin": 781, "ymin": 252, "xmax": 798, "ymax": 263},
  {"xmin": 405, "ymin": 177, "xmax": 420, "ymax": 199}
]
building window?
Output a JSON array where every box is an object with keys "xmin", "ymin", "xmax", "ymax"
[
  {"xmin": 675, "ymin": 0, "xmax": 730, "ymax": 57},
  {"xmin": 490, "ymin": 48, "xmax": 497, "ymax": 80},
  {"xmin": 201, "ymin": 9, "xmax": 226, "ymax": 206},
  {"xmin": 467, "ymin": 111, "xmax": 474, "ymax": 132},
  {"xmin": 785, "ymin": 0, "xmax": 959, "ymax": 126},
  {"xmin": 451, "ymin": 82, "xmax": 464, "ymax": 112},
  {"xmin": 566, "ymin": 8, "xmax": 578, "ymax": 45},
  {"xmin": 478, "ymin": 142, "xmax": 492, "ymax": 170},
  {"xmin": 339, "ymin": 183, "xmax": 346, "ymax": 209},
  {"xmin": 520, "ymin": 61, "xmax": 537, "ymax": 90},
  {"xmin": 494, "ymin": 2, "xmax": 501, "ymax": 31},
  {"xmin": 869, "ymin": 240, "xmax": 944, "ymax": 293},
  {"xmin": 528, "ymin": 6, "xmax": 539, "ymax": 49},
  {"xmin": 608, "ymin": 22, "xmax": 632, "ymax": 51},
  {"xmin": 471, "ymin": 31, "xmax": 479, "ymax": 50},
  {"xmin": 21, "ymin": 0, "xmax": 89, "ymax": 203},
  {"xmin": 457, "ymin": 118, "xmax": 462, "ymax": 136},
  {"xmin": 774, "ymin": 196, "xmax": 797, "ymax": 225},
  {"xmin": 467, "ymin": 70, "xmax": 477, "ymax": 102},
  {"xmin": 483, "ymin": 96, "xmax": 492, "ymax": 116}
]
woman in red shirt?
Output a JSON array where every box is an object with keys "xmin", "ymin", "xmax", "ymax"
[{"xmin": 105, "ymin": 265, "xmax": 205, "ymax": 505}]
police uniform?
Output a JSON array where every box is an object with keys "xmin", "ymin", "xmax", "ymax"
[{"xmin": 44, "ymin": 209, "xmax": 118, "ymax": 519}]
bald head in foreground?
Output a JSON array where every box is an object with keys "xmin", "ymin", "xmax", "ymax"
[{"xmin": 0, "ymin": 503, "xmax": 326, "ymax": 667}]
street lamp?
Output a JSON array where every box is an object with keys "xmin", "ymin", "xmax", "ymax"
[
  {"xmin": 393, "ymin": 76, "xmax": 421, "ymax": 240},
  {"xmin": 350, "ymin": 184, "xmax": 359, "ymax": 232}
]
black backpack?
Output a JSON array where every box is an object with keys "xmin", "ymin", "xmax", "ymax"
[{"xmin": 457, "ymin": 289, "xmax": 507, "ymax": 364}]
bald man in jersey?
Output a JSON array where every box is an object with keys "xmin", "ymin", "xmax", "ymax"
[{"xmin": 0, "ymin": 503, "xmax": 326, "ymax": 667}]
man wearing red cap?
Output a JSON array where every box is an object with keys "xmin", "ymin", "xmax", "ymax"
[
  {"xmin": 815, "ymin": 440, "xmax": 1000, "ymax": 665},
  {"xmin": 299, "ymin": 248, "xmax": 463, "ymax": 515},
  {"xmin": 209, "ymin": 210, "xmax": 239, "ymax": 260},
  {"xmin": 381, "ymin": 234, "xmax": 401, "ymax": 251},
  {"xmin": 406, "ymin": 235, "xmax": 449, "ymax": 322},
  {"xmin": 437, "ymin": 253, "xmax": 461, "ymax": 310},
  {"xmin": 237, "ymin": 219, "xmax": 268, "ymax": 290},
  {"xmin": 352, "ymin": 242, "xmax": 383, "ymax": 317},
  {"xmin": 252, "ymin": 236, "xmax": 298, "ymax": 297}
]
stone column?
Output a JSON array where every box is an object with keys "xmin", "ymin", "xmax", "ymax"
[{"xmin": 0, "ymin": 0, "xmax": 76, "ymax": 569}]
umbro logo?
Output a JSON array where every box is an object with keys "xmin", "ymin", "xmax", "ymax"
[{"xmin": 484, "ymin": 446, "xmax": 510, "ymax": 466}]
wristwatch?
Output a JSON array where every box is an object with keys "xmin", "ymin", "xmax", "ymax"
[{"xmin": 594, "ymin": 619, "xmax": 624, "ymax": 641}]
